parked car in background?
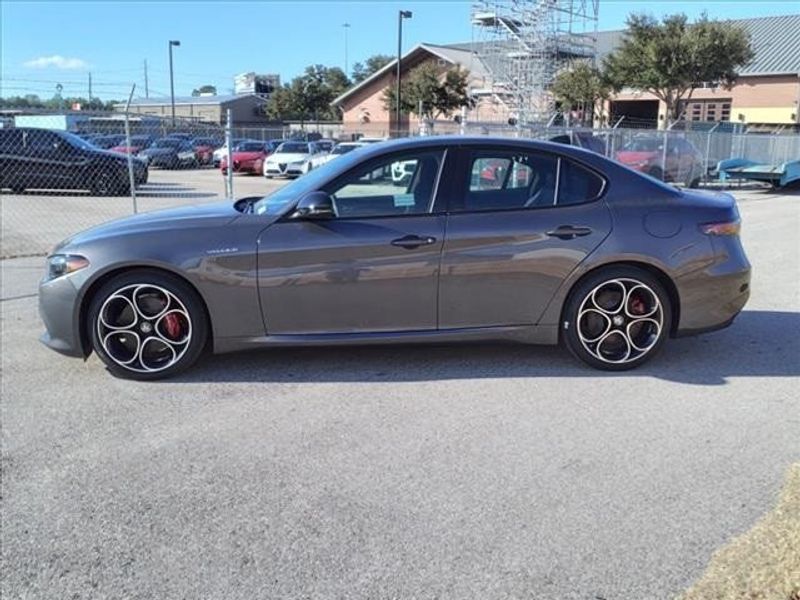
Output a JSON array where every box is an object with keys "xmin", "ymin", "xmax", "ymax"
[
  {"xmin": 139, "ymin": 138, "xmax": 198, "ymax": 169},
  {"xmin": 191, "ymin": 137, "xmax": 222, "ymax": 165},
  {"xmin": 164, "ymin": 133, "xmax": 194, "ymax": 141},
  {"xmin": 90, "ymin": 134, "xmax": 127, "ymax": 150},
  {"xmin": 317, "ymin": 141, "xmax": 367, "ymax": 165},
  {"xmin": 356, "ymin": 136, "xmax": 388, "ymax": 144},
  {"xmin": 212, "ymin": 138, "xmax": 250, "ymax": 168},
  {"xmin": 615, "ymin": 136, "xmax": 704, "ymax": 187},
  {"xmin": 263, "ymin": 141, "xmax": 327, "ymax": 178},
  {"xmin": 315, "ymin": 139, "xmax": 335, "ymax": 153},
  {"xmin": 0, "ymin": 128, "xmax": 147, "ymax": 195},
  {"xmin": 110, "ymin": 135, "xmax": 155, "ymax": 156},
  {"xmin": 221, "ymin": 140, "xmax": 279, "ymax": 175}
]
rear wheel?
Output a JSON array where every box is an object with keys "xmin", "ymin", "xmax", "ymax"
[
  {"xmin": 562, "ymin": 266, "xmax": 672, "ymax": 371},
  {"xmin": 87, "ymin": 269, "xmax": 208, "ymax": 380}
]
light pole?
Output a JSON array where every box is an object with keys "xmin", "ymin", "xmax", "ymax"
[
  {"xmin": 396, "ymin": 10, "xmax": 412, "ymax": 136},
  {"xmin": 168, "ymin": 40, "xmax": 180, "ymax": 127},
  {"xmin": 342, "ymin": 23, "xmax": 351, "ymax": 76}
]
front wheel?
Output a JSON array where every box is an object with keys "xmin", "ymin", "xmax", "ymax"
[
  {"xmin": 562, "ymin": 267, "xmax": 672, "ymax": 371},
  {"xmin": 87, "ymin": 269, "xmax": 208, "ymax": 380}
]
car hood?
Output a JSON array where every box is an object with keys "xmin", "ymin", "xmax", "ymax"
[
  {"xmin": 54, "ymin": 201, "xmax": 244, "ymax": 252},
  {"xmin": 267, "ymin": 152, "xmax": 309, "ymax": 163}
]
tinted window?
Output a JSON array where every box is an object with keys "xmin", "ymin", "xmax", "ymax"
[
  {"xmin": 457, "ymin": 150, "xmax": 557, "ymax": 212},
  {"xmin": 0, "ymin": 130, "xmax": 23, "ymax": 152},
  {"xmin": 277, "ymin": 142, "xmax": 309, "ymax": 153},
  {"xmin": 557, "ymin": 160, "xmax": 604, "ymax": 205},
  {"xmin": 323, "ymin": 150, "xmax": 443, "ymax": 218},
  {"xmin": 239, "ymin": 142, "xmax": 265, "ymax": 152}
]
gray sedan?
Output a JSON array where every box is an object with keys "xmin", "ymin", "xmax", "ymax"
[{"xmin": 39, "ymin": 137, "xmax": 750, "ymax": 379}]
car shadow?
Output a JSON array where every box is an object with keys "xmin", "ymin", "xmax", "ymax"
[{"xmin": 170, "ymin": 310, "xmax": 799, "ymax": 386}]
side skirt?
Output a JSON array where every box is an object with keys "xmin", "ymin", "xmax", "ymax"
[{"xmin": 213, "ymin": 324, "xmax": 559, "ymax": 355}]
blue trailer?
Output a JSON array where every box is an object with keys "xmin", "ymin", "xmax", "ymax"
[{"xmin": 715, "ymin": 157, "xmax": 800, "ymax": 188}]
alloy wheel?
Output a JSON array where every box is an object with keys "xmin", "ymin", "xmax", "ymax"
[
  {"xmin": 576, "ymin": 278, "xmax": 664, "ymax": 365},
  {"xmin": 96, "ymin": 283, "xmax": 192, "ymax": 373}
]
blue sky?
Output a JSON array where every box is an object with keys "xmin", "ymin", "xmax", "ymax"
[{"xmin": 1, "ymin": 1, "xmax": 797, "ymax": 101}]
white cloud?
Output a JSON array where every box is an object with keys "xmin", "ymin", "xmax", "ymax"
[{"xmin": 23, "ymin": 55, "xmax": 90, "ymax": 70}]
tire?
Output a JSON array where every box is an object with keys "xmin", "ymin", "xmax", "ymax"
[
  {"xmin": 562, "ymin": 266, "xmax": 672, "ymax": 371},
  {"xmin": 92, "ymin": 170, "xmax": 127, "ymax": 196},
  {"xmin": 87, "ymin": 269, "xmax": 209, "ymax": 380}
]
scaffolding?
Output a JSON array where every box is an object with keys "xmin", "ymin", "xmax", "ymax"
[{"xmin": 471, "ymin": 0, "xmax": 599, "ymax": 123}]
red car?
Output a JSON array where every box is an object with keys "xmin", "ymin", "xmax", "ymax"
[
  {"xmin": 191, "ymin": 137, "xmax": 222, "ymax": 165},
  {"xmin": 615, "ymin": 136, "xmax": 704, "ymax": 187},
  {"xmin": 220, "ymin": 141, "xmax": 277, "ymax": 175},
  {"xmin": 110, "ymin": 135, "xmax": 154, "ymax": 156}
]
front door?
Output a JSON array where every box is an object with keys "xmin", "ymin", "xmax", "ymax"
[
  {"xmin": 439, "ymin": 147, "xmax": 612, "ymax": 329},
  {"xmin": 257, "ymin": 148, "xmax": 448, "ymax": 335}
]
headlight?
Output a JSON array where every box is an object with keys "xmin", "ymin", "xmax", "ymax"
[
  {"xmin": 46, "ymin": 254, "xmax": 89, "ymax": 281},
  {"xmin": 290, "ymin": 160, "xmax": 307, "ymax": 166}
]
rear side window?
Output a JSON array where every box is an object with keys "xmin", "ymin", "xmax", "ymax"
[
  {"xmin": 557, "ymin": 160, "xmax": 605, "ymax": 206},
  {"xmin": 457, "ymin": 150, "xmax": 558, "ymax": 212},
  {"xmin": 0, "ymin": 130, "xmax": 23, "ymax": 152}
]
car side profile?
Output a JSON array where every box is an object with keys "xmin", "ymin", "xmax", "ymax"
[
  {"xmin": 39, "ymin": 136, "xmax": 750, "ymax": 380},
  {"xmin": 615, "ymin": 136, "xmax": 705, "ymax": 187},
  {"xmin": 0, "ymin": 127, "xmax": 147, "ymax": 195}
]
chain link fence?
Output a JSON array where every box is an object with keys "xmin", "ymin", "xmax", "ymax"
[{"xmin": 2, "ymin": 108, "xmax": 799, "ymax": 260}]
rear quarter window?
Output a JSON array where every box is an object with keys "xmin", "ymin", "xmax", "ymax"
[{"xmin": 557, "ymin": 160, "xmax": 605, "ymax": 206}]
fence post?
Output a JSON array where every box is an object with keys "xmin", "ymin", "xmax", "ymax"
[
  {"xmin": 225, "ymin": 109, "xmax": 234, "ymax": 200},
  {"xmin": 123, "ymin": 84, "xmax": 138, "ymax": 214},
  {"xmin": 661, "ymin": 129, "xmax": 669, "ymax": 182},
  {"xmin": 704, "ymin": 122, "xmax": 719, "ymax": 182}
]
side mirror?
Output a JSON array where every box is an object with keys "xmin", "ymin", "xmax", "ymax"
[{"xmin": 291, "ymin": 191, "xmax": 335, "ymax": 219}]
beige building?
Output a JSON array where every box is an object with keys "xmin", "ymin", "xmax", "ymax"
[
  {"xmin": 333, "ymin": 14, "xmax": 800, "ymax": 132},
  {"xmin": 117, "ymin": 94, "xmax": 270, "ymax": 127}
]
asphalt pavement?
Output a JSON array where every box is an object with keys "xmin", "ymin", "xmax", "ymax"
[{"xmin": 1, "ymin": 188, "xmax": 798, "ymax": 599}]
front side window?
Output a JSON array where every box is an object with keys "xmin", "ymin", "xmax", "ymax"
[
  {"xmin": 323, "ymin": 150, "xmax": 444, "ymax": 218},
  {"xmin": 458, "ymin": 150, "xmax": 557, "ymax": 211}
]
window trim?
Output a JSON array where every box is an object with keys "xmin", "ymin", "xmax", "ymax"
[
  {"xmin": 449, "ymin": 146, "xmax": 607, "ymax": 215},
  {"xmin": 317, "ymin": 147, "xmax": 449, "ymax": 221}
]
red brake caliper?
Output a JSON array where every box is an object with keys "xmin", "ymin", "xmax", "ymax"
[{"xmin": 163, "ymin": 313, "xmax": 182, "ymax": 340}]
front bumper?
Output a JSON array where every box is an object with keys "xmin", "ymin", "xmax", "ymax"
[{"xmin": 39, "ymin": 273, "xmax": 84, "ymax": 358}]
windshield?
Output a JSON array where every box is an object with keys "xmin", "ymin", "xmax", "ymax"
[
  {"xmin": 276, "ymin": 142, "xmax": 308, "ymax": 154},
  {"xmin": 153, "ymin": 139, "xmax": 182, "ymax": 148},
  {"xmin": 61, "ymin": 131, "xmax": 97, "ymax": 151},
  {"xmin": 624, "ymin": 138, "xmax": 662, "ymax": 152},
  {"xmin": 332, "ymin": 144, "xmax": 358, "ymax": 155},
  {"xmin": 238, "ymin": 142, "xmax": 264, "ymax": 152}
]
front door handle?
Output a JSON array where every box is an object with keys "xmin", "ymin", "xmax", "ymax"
[
  {"xmin": 391, "ymin": 234, "xmax": 437, "ymax": 249},
  {"xmin": 545, "ymin": 225, "xmax": 593, "ymax": 240}
]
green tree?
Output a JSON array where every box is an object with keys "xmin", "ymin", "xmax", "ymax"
[
  {"xmin": 603, "ymin": 13, "xmax": 754, "ymax": 125},
  {"xmin": 191, "ymin": 84, "xmax": 217, "ymax": 96},
  {"xmin": 550, "ymin": 62, "xmax": 610, "ymax": 126},
  {"xmin": 264, "ymin": 65, "xmax": 351, "ymax": 122},
  {"xmin": 382, "ymin": 62, "xmax": 473, "ymax": 121},
  {"xmin": 351, "ymin": 54, "xmax": 393, "ymax": 83}
]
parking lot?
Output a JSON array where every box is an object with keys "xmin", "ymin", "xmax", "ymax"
[{"xmin": 1, "ymin": 182, "xmax": 798, "ymax": 599}]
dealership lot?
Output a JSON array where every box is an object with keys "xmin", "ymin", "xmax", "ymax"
[{"xmin": 1, "ymin": 187, "xmax": 798, "ymax": 598}]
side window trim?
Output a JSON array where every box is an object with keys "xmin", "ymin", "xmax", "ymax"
[
  {"xmin": 554, "ymin": 157, "xmax": 562, "ymax": 206},
  {"xmin": 321, "ymin": 147, "xmax": 448, "ymax": 220}
]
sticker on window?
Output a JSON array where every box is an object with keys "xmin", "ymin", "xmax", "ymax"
[{"xmin": 393, "ymin": 194, "xmax": 415, "ymax": 207}]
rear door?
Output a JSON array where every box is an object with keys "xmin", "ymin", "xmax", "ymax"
[{"xmin": 439, "ymin": 146, "xmax": 612, "ymax": 329}]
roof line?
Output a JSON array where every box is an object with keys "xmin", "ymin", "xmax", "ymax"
[{"xmin": 331, "ymin": 43, "xmax": 458, "ymax": 106}]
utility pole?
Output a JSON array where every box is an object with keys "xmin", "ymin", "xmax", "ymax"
[
  {"xmin": 88, "ymin": 72, "xmax": 92, "ymax": 101},
  {"xmin": 396, "ymin": 10, "xmax": 412, "ymax": 137},
  {"xmin": 168, "ymin": 40, "xmax": 180, "ymax": 127},
  {"xmin": 342, "ymin": 23, "xmax": 351, "ymax": 76},
  {"xmin": 144, "ymin": 59, "xmax": 149, "ymax": 98}
]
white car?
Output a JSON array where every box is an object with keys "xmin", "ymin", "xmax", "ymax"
[
  {"xmin": 316, "ymin": 141, "xmax": 367, "ymax": 166},
  {"xmin": 263, "ymin": 141, "xmax": 327, "ymax": 178}
]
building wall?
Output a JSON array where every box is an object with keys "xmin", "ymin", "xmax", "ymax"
[
  {"xmin": 120, "ymin": 96, "xmax": 268, "ymax": 126},
  {"xmin": 610, "ymin": 75, "xmax": 800, "ymax": 126}
]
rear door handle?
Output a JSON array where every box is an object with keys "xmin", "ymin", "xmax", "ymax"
[
  {"xmin": 391, "ymin": 234, "xmax": 437, "ymax": 249},
  {"xmin": 545, "ymin": 225, "xmax": 593, "ymax": 240}
]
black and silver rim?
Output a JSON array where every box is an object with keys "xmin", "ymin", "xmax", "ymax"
[
  {"xmin": 96, "ymin": 284, "xmax": 192, "ymax": 373},
  {"xmin": 576, "ymin": 278, "xmax": 663, "ymax": 364}
]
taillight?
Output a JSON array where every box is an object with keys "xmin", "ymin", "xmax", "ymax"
[{"xmin": 701, "ymin": 220, "xmax": 741, "ymax": 236}]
